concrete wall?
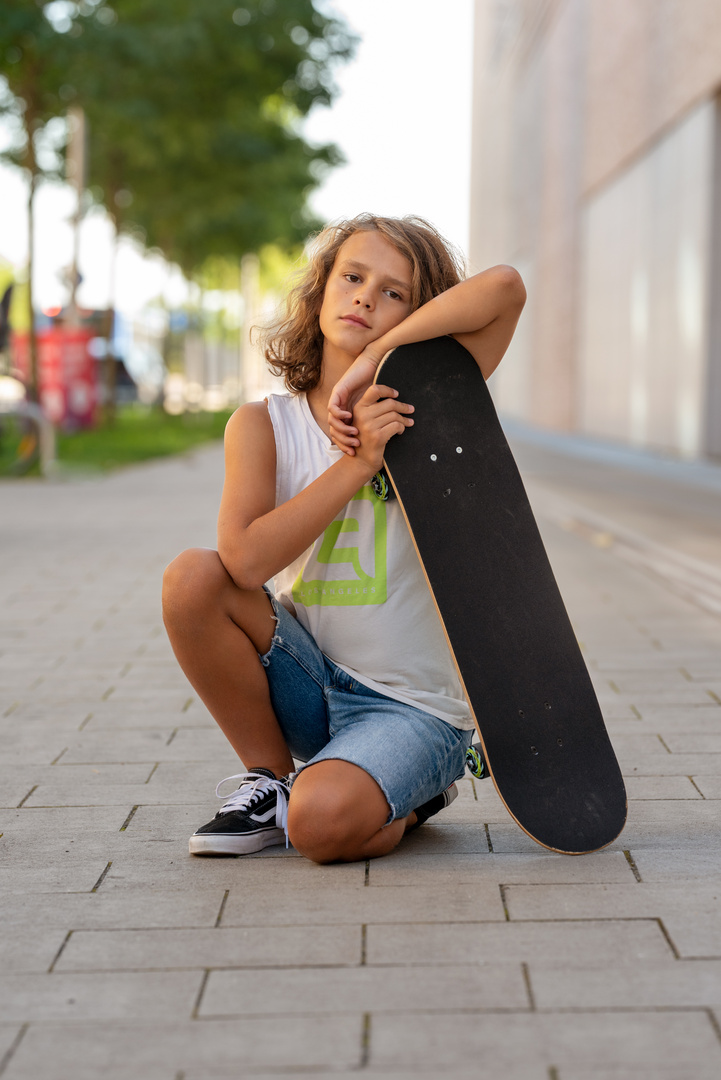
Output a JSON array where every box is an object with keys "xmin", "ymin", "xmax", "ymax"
[{"xmin": 470, "ymin": 0, "xmax": 721, "ymax": 458}]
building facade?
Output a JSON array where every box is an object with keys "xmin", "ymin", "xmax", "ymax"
[{"xmin": 470, "ymin": 0, "xmax": 721, "ymax": 459}]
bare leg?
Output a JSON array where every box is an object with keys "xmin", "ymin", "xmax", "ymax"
[
  {"xmin": 162, "ymin": 548, "xmax": 294, "ymax": 779},
  {"xmin": 288, "ymin": 759, "xmax": 414, "ymax": 863}
]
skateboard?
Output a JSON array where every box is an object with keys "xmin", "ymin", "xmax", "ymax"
[{"xmin": 375, "ymin": 337, "xmax": 627, "ymax": 854}]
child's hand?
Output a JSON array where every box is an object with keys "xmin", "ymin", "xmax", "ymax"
[
  {"xmin": 328, "ymin": 351, "xmax": 385, "ymax": 454},
  {"xmin": 351, "ymin": 383, "xmax": 414, "ymax": 474}
]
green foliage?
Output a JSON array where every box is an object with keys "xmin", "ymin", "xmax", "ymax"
[
  {"xmin": 71, "ymin": 0, "xmax": 354, "ymax": 273},
  {"xmin": 0, "ymin": 1, "xmax": 76, "ymax": 176},
  {"xmin": 0, "ymin": 0, "xmax": 354, "ymax": 275}
]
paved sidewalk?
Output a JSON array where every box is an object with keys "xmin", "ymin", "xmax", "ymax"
[{"xmin": 1, "ymin": 434, "xmax": 721, "ymax": 1080}]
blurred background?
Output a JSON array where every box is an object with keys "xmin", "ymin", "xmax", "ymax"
[{"xmin": 1, "ymin": 0, "xmax": 720, "ymax": 472}]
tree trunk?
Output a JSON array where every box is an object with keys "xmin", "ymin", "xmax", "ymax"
[{"xmin": 25, "ymin": 145, "xmax": 39, "ymax": 404}]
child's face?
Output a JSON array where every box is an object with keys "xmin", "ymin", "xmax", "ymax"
[{"xmin": 319, "ymin": 230, "xmax": 413, "ymax": 363}]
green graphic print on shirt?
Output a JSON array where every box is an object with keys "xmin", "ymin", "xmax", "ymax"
[{"xmin": 292, "ymin": 486, "xmax": 388, "ymax": 607}]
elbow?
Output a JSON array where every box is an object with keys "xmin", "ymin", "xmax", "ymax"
[
  {"xmin": 493, "ymin": 264, "xmax": 527, "ymax": 310},
  {"xmin": 217, "ymin": 545, "xmax": 268, "ymax": 593}
]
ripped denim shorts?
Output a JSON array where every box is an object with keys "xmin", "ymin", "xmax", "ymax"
[{"xmin": 258, "ymin": 589, "xmax": 473, "ymax": 822}]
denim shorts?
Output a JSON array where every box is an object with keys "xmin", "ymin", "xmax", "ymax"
[{"xmin": 259, "ymin": 591, "xmax": 474, "ymax": 822}]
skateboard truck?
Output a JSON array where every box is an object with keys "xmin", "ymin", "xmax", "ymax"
[{"xmin": 466, "ymin": 741, "xmax": 490, "ymax": 780}]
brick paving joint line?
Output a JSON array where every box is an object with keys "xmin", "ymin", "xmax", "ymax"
[
  {"xmin": 707, "ymin": 1008, "xmax": 721, "ymax": 1047},
  {"xmin": 16, "ymin": 785, "xmax": 37, "ymax": 808},
  {"xmin": 191, "ymin": 969, "xmax": 211, "ymax": 1019},
  {"xmin": 359, "ymin": 1012, "xmax": 371, "ymax": 1069},
  {"xmin": 0, "ymin": 1024, "xmax": 29, "ymax": 1079},
  {"xmin": 91, "ymin": 860, "xmax": 113, "ymax": 892},
  {"xmin": 522, "ymin": 962, "xmax": 536, "ymax": 1010},
  {"xmin": 215, "ymin": 890, "xmax": 230, "ymax": 928},
  {"xmin": 656, "ymin": 918, "xmax": 681, "ymax": 959},
  {"xmin": 48, "ymin": 930, "xmax": 73, "ymax": 973},
  {"xmin": 119, "ymin": 805, "xmax": 139, "ymax": 831}
]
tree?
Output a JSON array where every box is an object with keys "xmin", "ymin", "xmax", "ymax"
[
  {"xmin": 0, "ymin": 0, "xmax": 354, "ymax": 413},
  {"xmin": 70, "ymin": 0, "xmax": 353, "ymax": 417},
  {"xmin": 0, "ymin": 1, "xmax": 84, "ymax": 399}
]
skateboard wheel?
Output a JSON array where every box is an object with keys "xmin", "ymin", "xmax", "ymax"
[{"xmin": 466, "ymin": 742, "xmax": 489, "ymax": 780}]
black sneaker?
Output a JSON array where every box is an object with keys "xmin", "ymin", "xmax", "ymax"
[
  {"xmin": 407, "ymin": 782, "xmax": 458, "ymax": 833},
  {"xmin": 189, "ymin": 768, "xmax": 292, "ymax": 856}
]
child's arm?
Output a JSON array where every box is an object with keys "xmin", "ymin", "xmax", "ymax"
[
  {"xmin": 329, "ymin": 264, "xmax": 526, "ymax": 454},
  {"xmin": 216, "ymin": 389, "xmax": 413, "ymax": 589}
]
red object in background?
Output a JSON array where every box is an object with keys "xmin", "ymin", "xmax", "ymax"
[{"xmin": 12, "ymin": 328, "xmax": 96, "ymax": 429}]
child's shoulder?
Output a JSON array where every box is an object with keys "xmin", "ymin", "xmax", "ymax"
[{"xmin": 225, "ymin": 399, "xmax": 276, "ymax": 444}]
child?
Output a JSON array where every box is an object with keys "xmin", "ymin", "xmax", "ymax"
[{"xmin": 162, "ymin": 214, "xmax": 525, "ymax": 864}]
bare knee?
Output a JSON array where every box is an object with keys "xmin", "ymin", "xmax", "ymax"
[
  {"xmin": 162, "ymin": 547, "xmax": 228, "ymax": 627},
  {"xmin": 287, "ymin": 791, "xmax": 361, "ymax": 864},
  {"xmin": 287, "ymin": 762, "xmax": 391, "ymax": 864}
]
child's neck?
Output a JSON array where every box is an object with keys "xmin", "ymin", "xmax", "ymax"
[{"xmin": 306, "ymin": 345, "xmax": 354, "ymax": 439}]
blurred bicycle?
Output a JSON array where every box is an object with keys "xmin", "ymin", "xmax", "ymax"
[{"xmin": 0, "ymin": 378, "xmax": 55, "ymax": 477}]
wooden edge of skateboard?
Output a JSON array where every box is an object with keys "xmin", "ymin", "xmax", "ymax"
[{"xmin": 374, "ymin": 350, "xmax": 627, "ymax": 856}]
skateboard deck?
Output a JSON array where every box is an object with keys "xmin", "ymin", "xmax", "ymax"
[{"xmin": 376, "ymin": 337, "xmax": 627, "ymax": 854}]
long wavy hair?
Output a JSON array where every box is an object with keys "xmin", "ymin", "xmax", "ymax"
[{"xmin": 259, "ymin": 214, "xmax": 466, "ymax": 393}]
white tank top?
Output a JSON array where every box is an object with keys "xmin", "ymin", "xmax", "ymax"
[{"xmin": 267, "ymin": 392, "xmax": 472, "ymax": 729}]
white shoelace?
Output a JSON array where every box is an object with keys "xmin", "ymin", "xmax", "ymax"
[{"xmin": 215, "ymin": 771, "xmax": 291, "ymax": 847}]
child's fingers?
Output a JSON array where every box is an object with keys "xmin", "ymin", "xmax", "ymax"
[
  {"xmin": 328, "ymin": 402, "xmax": 354, "ymax": 422},
  {"xmin": 366, "ymin": 384, "xmax": 398, "ymax": 403}
]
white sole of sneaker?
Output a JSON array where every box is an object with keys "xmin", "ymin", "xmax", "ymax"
[{"xmin": 188, "ymin": 826, "xmax": 286, "ymax": 856}]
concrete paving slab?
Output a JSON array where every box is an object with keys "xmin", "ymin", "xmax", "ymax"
[
  {"xmin": 367, "ymin": 850, "xmax": 636, "ymax": 886},
  {"xmin": 621, "ymin": 751, "xmax": 721, "ymax": 774},
  {"xmin": 607, "ymin": 710, "xmax": 721, "ymax": 733},
  {"xmin": 694, "ymin": 775, "xmax": 721, "ymax": 797},
  {"xmin": 200, "ymin": 962, "xmax": 529, "ymax": 1016},
  {"xmin": 367, "ymin": 919, "xmax": 672, "ymax": 967},
  {"xmin": 627, "ymin": 846, "xmax": 721, "ymax": 883},
  {"xmin": 220, "ymin": 882, "xmax": 506, "ymax": 925},
  {"xmin": 556, "ymin": 1070, "xmax": 720, "ymax": 1080},
  {"xmin": 0, "ymin": 856, "xmax": 115, "ymax": 895},
  {"xmin": 530, "ymin": 959, "xmax": 721, "ymax": 1008},
  {"xmin": 188, "ymin": 1074, "xmax": 535, "ymax": 1080},
  {"xmin": 100, "ymin": 847, "xmax": 364, "ymax": 890},
  {"xmin": 504, "ymin": 881, "xmax": 721, "ymax": 921},
  {"xmin": 2, "ymin": 730, "xmax": 73, "ymax": 766},
  {"xmin": 82, "ymin": 706, "xmax": 216, "ymax": 730},
  {"xmin": 22, "ymin": 784, "xmax": 197, "ymax": 808},
  {"xmin": 370, "ymin": 1009, "xmax": 721, "ymax": 1072},
  {"xmin": 57, "ymin": 728, "xmax": 189, "ymax": 764},
  {"xmin": 624, "ymin": 775, "xmax": 702, "ymax": 798},
  {"xmin": 1, "ymin": 889, "xmax": 226, "ymax": 930},
  {"xmin": 663, "ymin": 733, "xmax": 721, "ymax": 752},
  {"xmin": 1, "ymin": 1016, "xmax": 363, "ymax": 1078},
  {"xmin": 0, "ymin": 928, "xmax": 70, "ymax": 974},
  {"xmin": 0, "ymin": 806, "xmax": 134, "ymax": 835},
  {"xmin": 0, "ymin": 970, "xmax": 204, "ymax": 1022},
  {"xmin": 55, "ymin": 925, "xmax": 362, "ymax": 971}
]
